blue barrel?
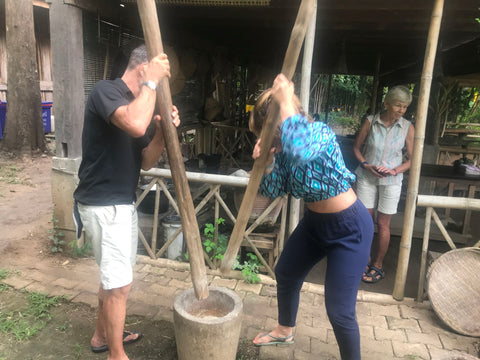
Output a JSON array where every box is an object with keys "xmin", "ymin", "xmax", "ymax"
[
  {"xmin": 0, "ymin": 100, "xmax": 6, "ymax": 139},
  {"xmin": 42, "ymin": 102, "xmax": 52, "ymax": 133}
]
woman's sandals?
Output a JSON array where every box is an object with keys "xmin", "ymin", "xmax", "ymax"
[
  {"xmin": 254, "ymin": 332, "xmax": 294, "ymax": 346},
  {"xmin": 362, "ymin": 265, "xmax": 384, "ymax": 284}
]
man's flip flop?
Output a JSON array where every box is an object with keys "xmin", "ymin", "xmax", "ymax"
[
  {"xmin": 91, "ymin": 330, "xmax": 142, "ymax": 353},
  {"xmin": 254, "ymin": 332, "xmax": 294, "ymax": 346}
]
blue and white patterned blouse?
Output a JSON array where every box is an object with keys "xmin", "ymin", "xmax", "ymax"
[{"xmin": 259, "ymin": 114, "xmax": 356, "ymax": 202}]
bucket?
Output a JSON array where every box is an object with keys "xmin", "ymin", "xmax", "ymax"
[
  {"xmin": 162, "ymin": 215, "xmax": 184, "ymax": 260},
  {"xmin": 173, "ymin": 286, "xmax": 243, "ymax": 360}
]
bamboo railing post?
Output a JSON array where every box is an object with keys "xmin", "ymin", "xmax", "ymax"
[
  {"xmin": 392, "ymin": 0, "xmax": 444, "ymax": 301},
  {"xmin": 220, "ymin": 0, "xmax": 315, "ymax": 274},
  {"xmin": 417, "ymin": 206, "xmax": 432, "ymax": 302},
  {"xmin": 136, "ymin": 0, "xmax": 208, "ymax": 300}
]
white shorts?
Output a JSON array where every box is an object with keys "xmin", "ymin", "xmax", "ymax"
[
  {"xmin": 77, "ymin": 203, "xmax": 138, "ymax": 290},
  {"xmin": 355, "ymin": 178, "xmax": 402, "ymax": 215}
]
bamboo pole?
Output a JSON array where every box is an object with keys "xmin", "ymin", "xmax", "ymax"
[
  {"xmin": 392, "ymin": 0, "xmax": 444, "ymax": 301},
  {"xmin": 431, "ymin": 209, "xmax": 456, "ymax": 250},
  {"xmin": 324, "ymin": 74, "xmax": 333, "ymax": 122},
  {"xmin": 136, "ymin": 0, "xmax": 208, "ymax": 300},
  {"xmin": 370, "ymin": 53, "xmax": 381, "ymax": 115},
  {"xmin": 220, "ymin": 0, "xmax": 315, "ymax": 274},
  {"xmin": 289, "ymin": 0, "xmax": 317, "ymax": 236},
  {"xmin": 417, "ymin": 206, "xmax": 432, "ymax": 302},
  {"xmin": 417, "ymin": 194, "xmax": 480, "ymax": 210}
]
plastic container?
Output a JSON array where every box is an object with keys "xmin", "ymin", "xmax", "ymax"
[
  {"xmin": 0, "ymin": 101, "xmax": 52, "ymax": 137},
  {"xmin": 162, "ymin": 215, "xmax": 185, "ymax": 260},
  {"xmin": 42, "ymin": 102, "xmax": 52, "ymax": 133}
]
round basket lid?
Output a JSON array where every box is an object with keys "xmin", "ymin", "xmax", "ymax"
[{"xmin": 427, "ymin": 247, "xmax": 480, "ymax": 337}]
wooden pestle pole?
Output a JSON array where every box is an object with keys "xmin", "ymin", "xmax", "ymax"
[
  {"xmin": 137, "ymin": 0, "xmax": 209, "ymax": 300},
  {"xmin": 220, "ymin": 0, "xmax": 315, "ymax": 274}
]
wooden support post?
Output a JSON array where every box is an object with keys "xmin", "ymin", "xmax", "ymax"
[
  {"xmin": 137, "ymin": 0, "xmax": 208, "ymax": 300},
  {"xmin": 288, "ymin": 0, "xmax": 317, "ymax": 237},
  {"xmin": 220, "ymin": 0, "xmax": 315, "ymax": 274},
  {"xmin": 370, "ymin": 53, "xmax": 381, "ymax": 115},
  {"xmin": 417, "ymin": 206, "xmax": 432, "ymax": 302},
  {"xmin": 463, "ymin": 185, "xmax": 476, "ymax": 235},
  {"xmin": 393, "ymin": 0, "xmax": 444, "ymax": 301}
]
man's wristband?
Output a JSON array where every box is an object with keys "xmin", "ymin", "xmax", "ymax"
[
  {"xmin": 393, "ymin": 168, "xmax": 398, "ymax": 176},
  {"xmin": 142, "ymin": 80, "xmax": 157, "ymax": 91},
  {"xmin": 361, "ymin": 161, "xmax": 368, "ymax": 168}
]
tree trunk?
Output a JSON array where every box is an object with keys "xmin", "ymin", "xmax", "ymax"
[{"xmin": 2, "ymin": 0, "xmax": 45, "ymax": 154}]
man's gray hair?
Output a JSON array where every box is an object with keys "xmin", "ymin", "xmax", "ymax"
[
  {"xmin": 127, "ymin": 44, "xmax": 148, "ymax": 70},
  {"xmin": 384, "ymin": 85, "xmax": 412, "ymax": 105}
]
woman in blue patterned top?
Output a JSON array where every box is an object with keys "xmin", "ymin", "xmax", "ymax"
[{"xmin": 251, "ymin": 74, "xmax": 373, "ymax": 360}]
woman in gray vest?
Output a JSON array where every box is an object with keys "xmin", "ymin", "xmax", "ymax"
[{"xmin": 353, "ymin": 86, "xmax": 415, "ymax": 283}]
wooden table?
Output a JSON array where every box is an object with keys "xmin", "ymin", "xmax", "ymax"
[
  {"xmin": 418, "ymin": 164, "xmax": 480, "ymax": 235},
  {"xmin": 438, "ymin": 146, "xmax": 480, "ymax": 165}
]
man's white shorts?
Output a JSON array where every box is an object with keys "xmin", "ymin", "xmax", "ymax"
[
  {"xmin": 355, "ymin": 178, "xmax": 402, "ymax": 215},
  {"xmin": 77, "ymin": 203, "xmax": 138, "ymax": 290}
]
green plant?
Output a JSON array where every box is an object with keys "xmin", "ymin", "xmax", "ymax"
[
  {"xmin": 234, "ymin": 253, "xmax": 261, "ymax": 284},
  {"xmin": 0, "ymin": 269, "xmax": 9, "ymax": 281},
  {"xmin": 68, "ymin": 240, "xmax": 92, "ymax": 258},
  {"xmin": 0, "ymin": 290, "xmax": 63, "ymax": 340},
  {"xmin": 202, "ymin": 218, "xmax": 228, "ymax": 262},
  {"xmin": 200, "ymin": 218, "xmax": 261, "ymax": 283},
  {"xmin": 48, "ymin": 212, "xmax": 65, "ymax": 253},
  {"xmin": 0, "ymin": 163, "xmax": 33, "ymax": 186},
  {"xmin": 73, "ymin": 343, "xmax": 83, "ymax": 359},
  {"xmin": 0, "ymin": 269, "xmax": 10, "ymax": 292}
]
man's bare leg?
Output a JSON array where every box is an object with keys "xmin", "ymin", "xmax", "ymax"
[{"xmin": 90, "ymin": 284, "xmax": 132, "ymax": 359}]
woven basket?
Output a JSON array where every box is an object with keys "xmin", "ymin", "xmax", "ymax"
[{"xmin": 427, "ymin": 247, "xmax": 480, "ymax": 337}]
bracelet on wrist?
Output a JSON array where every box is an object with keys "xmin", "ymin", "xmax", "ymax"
[
  {"xmin": 361, "ymin": 161, "xmax": 368, "ymax": 169},
  {"xmin": 393, "ymin": 168, "xmax": 398, "ymax": 176}
]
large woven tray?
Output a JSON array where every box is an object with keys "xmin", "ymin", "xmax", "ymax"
[{"xmin": 427, "ymin": 247, "xmax": 480, "ymax": 337}]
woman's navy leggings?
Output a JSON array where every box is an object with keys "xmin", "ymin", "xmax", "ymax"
[{"xmin": 275, "ymin": 199, "xmax": 373, "ymax": 360}]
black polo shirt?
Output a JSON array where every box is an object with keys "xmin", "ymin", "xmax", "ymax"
[{"xmin": 74, "ymin": 78, "xmax": 150, "ymax": 205}]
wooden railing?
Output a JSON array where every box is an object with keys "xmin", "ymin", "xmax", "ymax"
[
  {"xmin": 416, "ymin": 194, "xmax": 480, "ymax": 302},
  {"xmin": 137, "ymin": 168, "xmax": 288, "ymax": 278}
]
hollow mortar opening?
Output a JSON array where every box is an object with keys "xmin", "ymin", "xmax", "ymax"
[{"xmin": 184, "ymin": 290, "xmax": 235, "ymax": 319}]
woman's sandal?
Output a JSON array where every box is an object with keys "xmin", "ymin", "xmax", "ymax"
[
  {"xmin": 254, "ymin": 332, "xmax": 294, "ymax": 346},
  {"xmin": 362, "ymin": 265, "xmax": 384, "ymax": 284}
]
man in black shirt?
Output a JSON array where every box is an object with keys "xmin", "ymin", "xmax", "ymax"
[{"xmin": 74, "ymin": 45, "xmax": 179, "ymax": 359}]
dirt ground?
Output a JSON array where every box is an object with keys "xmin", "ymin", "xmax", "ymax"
[{"xmin": 0, "ymin": 152, "xmax": 258, "ymax": 360}]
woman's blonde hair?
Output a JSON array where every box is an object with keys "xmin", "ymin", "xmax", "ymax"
[{"xmin": 249, "ymin": 88, "xmax": 305, "ymax": 138}]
